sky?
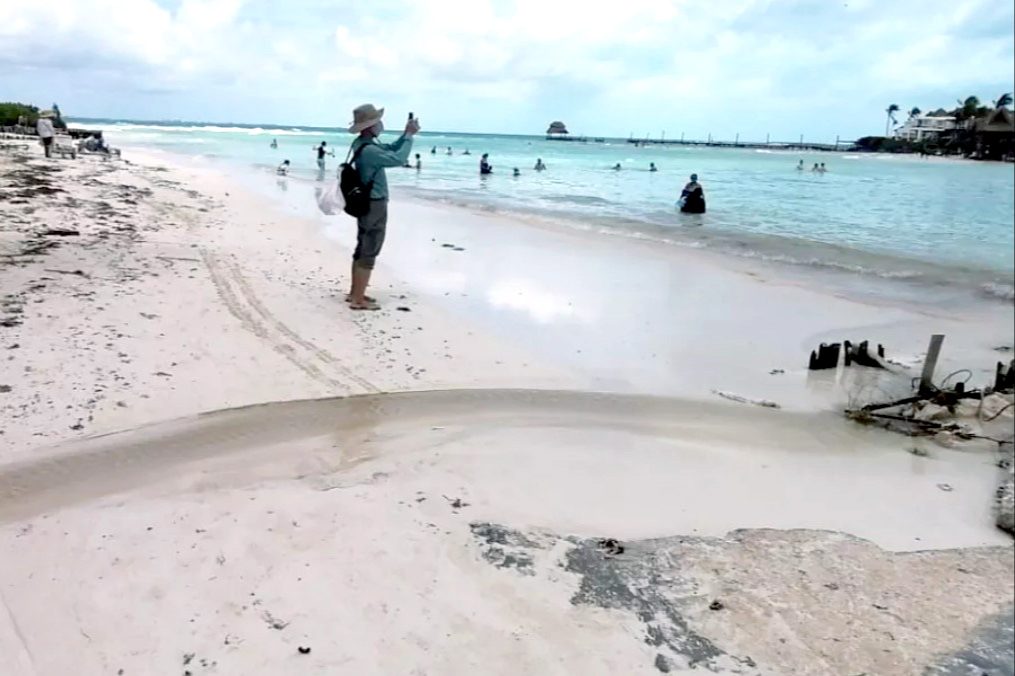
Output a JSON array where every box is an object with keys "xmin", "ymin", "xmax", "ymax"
[{"xmin": 1, "ymin": 0, "xmax": 1013, "ymax": 141}]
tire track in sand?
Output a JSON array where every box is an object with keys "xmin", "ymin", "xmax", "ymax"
[{"xmin": 200, "ymin": 249, "xmax": 380, "ymax": 394}]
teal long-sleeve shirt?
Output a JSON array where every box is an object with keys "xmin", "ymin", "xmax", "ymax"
[{"xmin": 350, "ymin": 134, "xmax": 413, "ymax": 200}]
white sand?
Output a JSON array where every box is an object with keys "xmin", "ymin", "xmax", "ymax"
[{"xmin": 1, "ymin": 145, "xmax": 1012, "ymax": 675}]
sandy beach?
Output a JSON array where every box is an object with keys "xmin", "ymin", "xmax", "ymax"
[{"xmin": 1, "ymin": 144, "xmax": 1013, "ymax": 675}]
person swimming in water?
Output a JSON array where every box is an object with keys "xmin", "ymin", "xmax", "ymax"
[
  {"xmin": 431, "ymin": 145, "xmax": 437, "ymax": 155},
  {"xmin": 796, "ymin": 159, "xmax": 805, "ymax": 171},
  {"xmin": 276, "ymin": 159, "xmax": 290, "ymax": 175},
  {"xmin": 649, "ymin": 162, "xmax": 658, "ymax": 172},
  {"xmin": 612, "ymin": 163, "xmax": 622, "ymax": 171},
  {"xmin": 512, "ymin": 167, "xmax": 520, "ymax": 177},
  {"xmin": 463, "ymin": 149, "xmax": 471, "ymax": 155},
  {"xmin": 480, "ymin": 153, "xmax": 493, "ymax": 175},
  {"xmin": 679, "ymin": 173, "xmax": 706, "ymax": 213},
  {"xmin": 819, "ymin": 162, "xmax": 827, "ymax": 173},
  {"xmin": 270, "ymin": 138, "xmax": 278, "ymax": 149},
  {"xmin": 446, "ymin": 146, "xmax": 453, "ymax": 156},
  {"xmin": 811, "ymin": 163, "xmax": 820, "ymax": 172},
  {"xmin": 534, "ymin": 158, "xmax": 546, "ymax": 171}
]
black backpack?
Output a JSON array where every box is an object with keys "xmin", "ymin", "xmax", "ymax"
[{"xmin": 339, "ymin": 142, "xmax": 374, "ymax": 217}]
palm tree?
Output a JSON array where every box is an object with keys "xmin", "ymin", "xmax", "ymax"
[
  {"xmin": 885, "ymin": 104, "xmax": 900, "ymax": 136},
  {"xmin": 955, "ymin": 96, "xmax": 981, "ymax": 121},
  {"xmin": 994, "ymin": 93, "xmax": 1013, "ymax": 109},
  {"xmin": 909, "ymin": 107, "xmax": 921, "ymax": 119}
]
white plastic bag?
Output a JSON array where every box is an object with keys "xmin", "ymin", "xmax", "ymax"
[{"xmin": 316, "ymin": 179, "xmax": 344, "ymax": 215}]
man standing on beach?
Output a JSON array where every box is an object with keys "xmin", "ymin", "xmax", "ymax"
[
  {"xmin": 346, "ymin": 103, "xmax": 419, "ymax": 310},
  {"xmin": 36, "ymin": 111, "xmax": 55, "ymax": 158}
]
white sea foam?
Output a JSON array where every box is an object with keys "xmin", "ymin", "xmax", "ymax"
[
  {"xmin": 103, "ymin": 123, "xmax": 322, "ymax": 136},
  {"xmin": 981, "ymin": 283, "xmax": 1015, "ymax": 302}
]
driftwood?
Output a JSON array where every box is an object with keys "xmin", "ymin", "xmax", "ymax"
[
  {"xmin": 43, "ymin": 268, "xmax": 89, "ymax": 277},
  {"xmin": 712, "ymin": 390, "xmax": 781, "ymax": 409}
]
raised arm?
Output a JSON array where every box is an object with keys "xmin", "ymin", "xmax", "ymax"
[{"xmin": 365, "ymin": 135, "xmax": 414, "ymax": 168}]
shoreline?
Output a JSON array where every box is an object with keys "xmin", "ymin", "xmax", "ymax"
[
  {"xmin": 1, "ymin": 143, "xmax": 1012, "ymax": 675},
  {"xmin": 184, "ymin": 143, "xmax": 1015, "ymax": 303}
]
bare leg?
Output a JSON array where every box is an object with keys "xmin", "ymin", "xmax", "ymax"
[
  {"xmin": 345, "ymin": 261, "xmax": 375, "ymax": 303},
  {"xmin": 348, "ymin": 264, "xmax": 378, "ymax": 310}
]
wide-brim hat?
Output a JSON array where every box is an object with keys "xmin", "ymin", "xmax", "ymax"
[
  {"xmin": 348, "ymin": 104, "xmax": 384, "ymax": 133},
  {"xmin": 39, "ymin": 110, "xmax": 57, "ymax": 118}
]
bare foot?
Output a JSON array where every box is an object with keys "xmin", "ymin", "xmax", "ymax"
[
  {"xmin": 345, "ymin": 294, "xmax": 376, "ymax": 303},
  {"xmin": 349, "ymin": 300, "xmax": 380, "ymax": 311}
]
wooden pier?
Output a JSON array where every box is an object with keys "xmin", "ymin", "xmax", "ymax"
[{"xmin": 626, "ymin": 137, "xmax": 856, "ymax": 152}]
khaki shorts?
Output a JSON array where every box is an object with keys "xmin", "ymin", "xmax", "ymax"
[{"xmin": 353, "ymin": 199, "xmax": 387, "ymax": 270}]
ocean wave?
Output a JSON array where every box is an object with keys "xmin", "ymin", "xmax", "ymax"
[
  {"xmin": 981, "ymin": 282, "xmax": 1015, "ymax": 302},
  {"xmin": 102, "ymin": 123, "xmax": 324, "ymax": 136}
]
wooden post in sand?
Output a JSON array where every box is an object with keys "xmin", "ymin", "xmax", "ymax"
[{"xmin": 919, "ymin": 334, "xmax": 945, "ymax": 396}]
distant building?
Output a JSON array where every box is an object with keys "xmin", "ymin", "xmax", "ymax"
[
  {"xmin": 969, "ymin": 107, "xmax": 1015, "ymax": 160},
  {"xmin": 895, "ymin": 114, "xmax": 958, "ymax": 141},
  {"xmin": 545, "ymin": 120, "xmax": 587, "ymax": 142},
  {"xmin": 546, "ymin": 121, "xmax": 569, "ymax": 136}
]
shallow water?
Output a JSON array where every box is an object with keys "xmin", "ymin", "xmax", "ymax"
[{"xmin": 77, "ymin": 118, "xmax": 1015, "ymax": 300}]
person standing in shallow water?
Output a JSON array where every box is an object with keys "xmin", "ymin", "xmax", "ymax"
[
  {"xmin": 480, "ymin": 153, "xmax": 493, "ymax": 175},
  {"xmin": 314, "ymin": 141, "xmax": 334, "ymax": 172},
  {"xmin": 345, "ymin": 103, "xmax": 419, "ymax": 311},
  {"xmin": 680, "ymin": 173, "xmax": 706, "ymax": 213}
]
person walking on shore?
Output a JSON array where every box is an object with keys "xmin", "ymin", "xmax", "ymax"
[
  {"xmin": 345, "ymin": 103, "xmax": 419, "ymax": 310},
  {"xmin": 36, "ymin": 111, "xmax": 55, "ymax": 158}
]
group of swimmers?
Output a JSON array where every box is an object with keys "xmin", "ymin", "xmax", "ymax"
[
  {"xmin": 269, "ymin": 137, "xmax": 704, "ymax": 212},
  {"xmin": 797, "ymin": 159, "xmax": 829, "ymax": 173},
  {"xmin": 432, "ymin": 146, "xmax": 472, "ymax": 156},
  {"xmin": 612, "ymin": 162, "xmax": 659, "ymax": 171},
  {"xmin": 473, "ymin": 153, "xmax": 548, "ymax": 177},
  {"xmin": 273, "ymin": 138, "xmax": 336, "ymax": 175}
]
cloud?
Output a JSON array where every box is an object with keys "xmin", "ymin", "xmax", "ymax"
[{"xmin": 0, "ymin": 0, "xmax": 1012, "ymax": 139}]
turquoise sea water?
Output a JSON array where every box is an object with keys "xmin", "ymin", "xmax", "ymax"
[{"xmin": 76, "ymin": 119, "xmax": 1015, "ymax": 301}]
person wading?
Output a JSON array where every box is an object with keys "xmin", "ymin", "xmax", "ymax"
[{"xmin": 345, "ymin": 104, "xmax": 419, "ymax": 310}]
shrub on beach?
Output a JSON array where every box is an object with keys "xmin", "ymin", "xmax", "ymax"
[
  {"xmin": 0, "ymin": 102, "xmax": 41, "ymax": 126},
  {"xmin": 0, "ymin": 102, "xmax": 67, "ymax": 129}
]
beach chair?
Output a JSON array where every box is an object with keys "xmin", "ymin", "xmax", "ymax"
[{"xmin": 52, "ymin": 138, "xmax": 77, "ymax": 159}]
